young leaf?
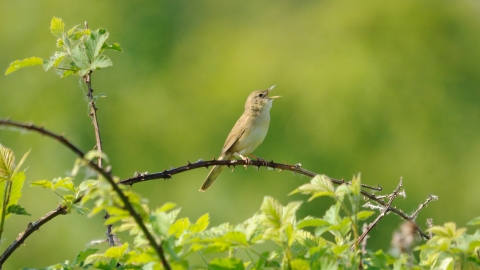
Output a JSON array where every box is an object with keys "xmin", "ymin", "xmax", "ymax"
[
  {"xmin": 190, "ymin": 213, "xmax": 209, "ymax": 233},
  {"xmin": 102, "ymin": 42, "xmax": 123, "ymax": 52},
  {"xmin": 50, "ymin": 17, "xmax": 65, "ymax": 37},
  {"xmin": 7, "ymin": 204, "xmax": 30, "ymax": 216},
  {"xmin": 209, "ymin": 257, "xmax": 245, "ymax": 270},
  {"xmin": 90, "ymin": 55, "xmax": 113, "ymax": 70},
  {"xmin": 260, "ymin": 196, "xmax": 283, "ymax": 229},
  {"xmin": 0, "ymin": 145, "xmax": 15, "ymax": 180},
  {"xmin": 104, "ymin": 243, "xmax": 129, "ymax": 259},
  {"xmin": 72, "ymin": 248, "xmax": 98, "ymax": 266},
  {"xmin": 5, "ymin": 57, "xmax": 45, "ymax": 75},
  {"xmin": 30, "ymin": 179, "xmax": 53, "ymax": 189}
]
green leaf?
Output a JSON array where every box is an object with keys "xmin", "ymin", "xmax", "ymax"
[
  {"xmin": 104, "ymin": 243, "xmax": 128, "ymax": 259},
  {"xmin": 191, "ymin": 213, "xmax": 209, "ymax": 233},
  {"xmin": 86, "ymin": 28, "xmax": 109, "ymax": 60},
  {"xmin": 78, "ymin": 179, "xmax": 98, "ymax": 192},
  {"xmin": 438, "ymin": 257, "xmax": 454, "ymax": 270},
  {"xmin": 169, "ymin": 217, "xmax": 191, "ymax": 237},
  {"xmin": 354, "ymin": 211, "xmax": 374, "ymax": 221},
  {"xmin": 467, "ymin": 217, "xmax": 480, "ymax": 226},
  {"xmin": 70, "ymin": 45, "xmax": 89, "ymax": 69},
  {"xmin": 297, "ymin": 218, "xmax": 330, "ymax": 229},
  {"xmin": 50, "ymin": 17, "xmax": 65, "ymax": 37},
  {"xmin": 0, "ymin": 145, "xmax": 15, "ymax": 181},
  {"xmin": 290, "ymin": 258, "xmax": 310, "ymax": 270},
  {"xmin": 209, "ymin": 258, "xmax": 245, "ymax": 270},
  {"xmin": 222, "ymin": 231, "xmax": 248, "ymax": 246},
  {"xmin": 90, "ymin": 55, "xmax": 113, "ymax": 70},
  {"xmin": 5, "ymin": 57, "xmax": 44, "ymax": 75},
  {"xmin": 260, "ymin": 196, "xmax": 283, "ymax": 229},
  {"xmin": 52, "ymin": 177, "xmax": 75, "ymax": 192},
  {"xmin": 7, "ymin": 204, "xmax": 30, "ymax": 216},
  {"xmin": 30, "ymin": 179, "xmax": 53, "ymax": 189},
  {"xmin": 158, "ymin": 202, "xmax": 177, "ymax": 212},
  {"xmin": 72, "ymin": 248, "xmax": 98, "ymax": 266},
  {"xmin": 102, "ymin": 42, "xmax": 123, "ymax": 52}
]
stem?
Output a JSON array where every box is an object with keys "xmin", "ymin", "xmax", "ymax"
[
  {"xmin": 0, "ymin": 180, "xmax": 11, "ymax": 241},
  {"xmin": 84, "ymin": 71, "xmax": 116, "ymax": 247}
]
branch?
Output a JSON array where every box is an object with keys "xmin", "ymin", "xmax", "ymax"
[
  {"xmin": 0, "ymin": 119, "xmax": 171, "ymax": 270},
  {"xmin": 353, "ymin": 178, "xmax": 404, "ymax": 249},
  {"xmin": 0, "ymin": 205, "xmax": 68, "ymax": 264},
  {"xmin": 119, "ymin": 159, "xmax": 430, "ymax": 239}
]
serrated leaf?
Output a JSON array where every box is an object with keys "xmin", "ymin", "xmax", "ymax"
[
  {"xmin": 70, "ymin": 45, "xmax": 89, "ymax": 69},
  {"xmin": 297, "ymin": 218, "xmax": 330, "ymax": 229},
  {"xmin": 102, "ymin": 42, "xmax": 123, "ymax": 52},
  {"xmin": 0, "ymin": 145, "xmax": 15, "ymax": 180},
  {"xmin": 104, "ymin": 243, "xmax": 128, "ymax": 259},
  {"xmin": 169, "ymin": 217, "xmax": 191, "ymax": 237},
  {"xmin": 52, "ymin": 177, "xmax": 75, "ymax": 192},
  {"xmin": 191, "ymin": 213, "xmax": 209, "ymax": 233},
  {"xmin": 222, "ymin": 231, "xmax": 248, "ymax": 246},
  {"xmin": 78, "ymin": 179, "xmax": 98, "ymax": 192},
  {"xmin": 7, "ymin": 172, "xmax": 26, "ymax": 211},
  {"xmin": 7, "ymin": 204, "xmax": 30, "ymax": 216},
  {"xmin": 72, "ymin": 248, "xmax": 98, "ymax": 266},
  {"xmin": 5, "ymin": 56, "xmax": 45, "ymax": 74},
  {"xmin": 355, "ymin": 211, "xmax": 374, "ymax": 221},
  {"xmin": 90, "ymin": 55, "xmax": 113, "ymax": 70},
  {"xmin": 85, "ymin": 28, "xmax": 109, "ymax": 60},
  {"xmin": 283, "ymin": 201, "xmax": 302, "ymax": 224},
  {"xmin": 85, "ymin": 254, "xmax": 108, "ymax": 266},
  {"xmin": 260, "ymin": 196, "xmax": 283, "ymax": 229},
  {"xmin": 50, "ymin": 17, "xmax": 65, "ymax": 37},
  {"xmin": 30, "ymin": 179, "xmax": 53, "ymax": 189},
  {"xmin": 158, "ymin": 202, "xmax": 177, "ymax": 212}
]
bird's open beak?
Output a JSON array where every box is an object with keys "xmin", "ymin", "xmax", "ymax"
[{"xmin": 267, "ymin": 84, "xmax": 281, "ymax": 99}]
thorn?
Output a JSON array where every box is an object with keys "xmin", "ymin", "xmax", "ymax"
[{"xmin": 187, "ymin": 160, "xmax": 191, "ymax": 165}]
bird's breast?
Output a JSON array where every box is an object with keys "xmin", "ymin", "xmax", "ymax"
[{"xmin": 232, "ymin": 112, "xmax": 270, "ymax": 155}]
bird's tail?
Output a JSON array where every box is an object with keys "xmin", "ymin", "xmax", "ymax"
[{"xmin": 199, "ymin": 154, "xmax": 230, "ymax": 191}]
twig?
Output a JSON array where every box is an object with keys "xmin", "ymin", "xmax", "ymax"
[
  {"xmin": 0, "ymin": 119, "xmax": 171, "ymax": 270},
  {"xmin": 0, "ymin": 205, "xmax": 68, "ymax": 264},
  {"xmin": 83, "ymin": 68, "xmax": 115, "ymax": 247},
  {"xmin": 352, "ymin": 178, "xmax": 404, "ymax": 250},
  {"xmin": 409, "ymin": 194, "xmax": 438, "ymax": 220}
]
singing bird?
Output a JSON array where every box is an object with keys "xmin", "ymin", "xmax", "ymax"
[{"xmin": 199, "ymin": 85, "xmax": 280, "ymax": 191}]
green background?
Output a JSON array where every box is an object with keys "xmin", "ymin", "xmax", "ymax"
[{"xmin": 1, "ymin": 0, "xmax": 480, "ymax": 268}]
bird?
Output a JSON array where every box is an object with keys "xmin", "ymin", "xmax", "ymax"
[{"xmin": 199, "ymin": 85, "xmax": 280, "ymax": 191}]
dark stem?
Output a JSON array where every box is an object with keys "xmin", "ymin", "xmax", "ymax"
[
  {"xmin": 352, "ymin": 178, "xmax": 403, "ymax": 250},
  {"xmin": 0, "ymin": 205, "xmax": 69, "ymax": 265},
  {"xmin": 84, "ymin": 71, "xmax": 115, "ymax": 247}
]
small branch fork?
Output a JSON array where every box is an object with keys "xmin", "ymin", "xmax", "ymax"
[
  {"xmin": 0, "ymin": 119, "xmax": 171, "ymax": 270},
  {"xmin": 0, "ymin": 119, "xmax": 437, "ymax": 265}
]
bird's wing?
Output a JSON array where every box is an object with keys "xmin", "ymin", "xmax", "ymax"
[{"xmin": 221, "ymin": 114, "xmax": 247, "ymax": 155}]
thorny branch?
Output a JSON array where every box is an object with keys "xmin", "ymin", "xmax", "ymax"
[
  {"xmin": 0, "ymin": 119, "xmax": 171, "ymax": 270},
  {"xmin": 353, "ymin": 178, "xmax": 404, "ymax": 250}
]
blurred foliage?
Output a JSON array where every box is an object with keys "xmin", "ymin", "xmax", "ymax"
[{"xmin": 1, "ymin": 0, "xmax": 480, "ymax": 268}]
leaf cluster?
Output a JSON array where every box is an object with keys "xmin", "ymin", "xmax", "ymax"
[{"xmin": 5, "ymin": 17, "xmax": 122, "ymax": 77}]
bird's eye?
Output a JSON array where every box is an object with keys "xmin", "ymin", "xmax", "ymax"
[{"xmin": 257, "ymin": 93, "xmax": 265, "ymax": 98}]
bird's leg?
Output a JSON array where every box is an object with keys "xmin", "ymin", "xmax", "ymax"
[
  {"xmin": 232, "ymin": 153, "xmax": 251, "ymax": 169},
  {"xmin": 248, "ymin": 153, "xmax": 268, "ymax": 166}
]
